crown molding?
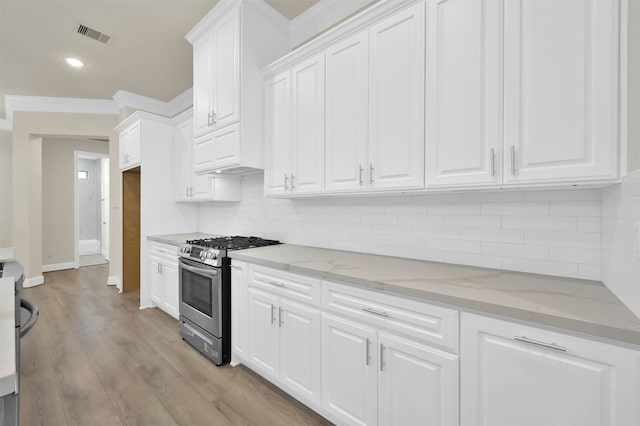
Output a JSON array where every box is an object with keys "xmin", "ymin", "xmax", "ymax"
[
  {"xmin": 112, "ymin": 88, "xmax": 193, "ymax": 118},
  {"xmin": 289, "ymin": 0, "xmax": 375, "ymax": 49},
  {"xmin": 1, "ymin": 95, "xmax": 118, "ymax": 131}
]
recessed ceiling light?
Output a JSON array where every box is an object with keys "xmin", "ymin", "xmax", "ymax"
[{"xmin": 65, "ymin": 57, "xmax": 84, "ymax": 68}]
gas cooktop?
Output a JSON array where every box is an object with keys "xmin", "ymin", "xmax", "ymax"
[{"xmin": 185, "ymin": 236, "xmax": 281, "ymax": 251}]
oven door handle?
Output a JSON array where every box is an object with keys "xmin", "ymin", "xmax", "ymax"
[{"xmin": 179, "ymin": 259, "xmax": 219, "ymax": 277}]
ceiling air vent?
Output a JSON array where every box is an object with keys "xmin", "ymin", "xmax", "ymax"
[{"xmin": 77, "ymin": 24, "xmax": 111, "ymax": 44}]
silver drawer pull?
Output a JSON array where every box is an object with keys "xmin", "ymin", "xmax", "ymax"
[
  {"xmin": 514, "ymin": 336, "xmax": 566, "ymax": 352},
  {"xmin": 362, "ymin": 307, "xmax": 389, "ymax": 317},
  {"xmin": 268, "ymin": 281, "xmax": 285, "ymax": 287}
]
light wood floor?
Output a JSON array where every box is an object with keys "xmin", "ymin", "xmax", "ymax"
[{"xmin": 20, "ymin": 265, "xmax": 333, "ymax": 426}]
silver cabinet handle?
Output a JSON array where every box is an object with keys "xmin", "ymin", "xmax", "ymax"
[
  {"xmin": 284, "ymin": 174, "xmax": 288, "ymax": 190},
  {"xmin": 290, "ymin": 174, "xmax": 295, "ymax": 189},
  {"xmin": 362, "ymin": 306, "xmax": 389, "ymax": 317},
  {"xmin": 380, "ymin": 343, "xmax": 385, "ymax": 372},
  {"xmin": 365, "ymin": 338, "xmax": 370, "ymax": 366},
  {"xmin": 359, "ymin": 164, "xmax": 364, "ymax": 186},
  {"xmin": 270, "ymin": 304, "xmax": 276, "ymax": 325},
  {"xmin": 490, "ymin": 148, "xmax": 496, "ymax": 177},
  {"xmin": 212, "ymin": 112, "xmax": 217, "ymax": 125},
  {"xmin": 207, "ymin": 112, "xmax": 213, "ymax": 127},
  {"xmin": 268, "ymin": 281, "xmax": 284, "ymax": 287},
  {"xmin": 369, "ymin": 163, "xmax": 374, "ymax": 184},
  {"xmin": 510, "ymin": 145, "xmax": 516, "ymax": 175},
  {"xmin": 159, "ymin": 263, "xmax": 163, "ymax": 274},
  {"xmin": 157, "ymin": 263, "xmax": 160, "ymax": 274},
  {"xmin": 278, "ymin": 307, "xmax": 283, "ymax": 327},
  {"xmin": 514, "ymin": 336, "xmax": 566, "ymax": 352}
]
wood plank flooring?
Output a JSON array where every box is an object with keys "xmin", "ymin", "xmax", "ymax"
[{"xmin": 20, "ymin": 265, "xmax": 332, "ymax": 426}]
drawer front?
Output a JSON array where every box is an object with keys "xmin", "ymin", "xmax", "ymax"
[
  {"xmin": 249, "ymin": 265, "xmax": 321, "ymax": 307},
  {"xmin": 149, "ymin": 242, "xmax": 179, "ymax": 263},
  {"xmin": 322, "ymin": 281, "xmax": 459, "ymax": 352}
]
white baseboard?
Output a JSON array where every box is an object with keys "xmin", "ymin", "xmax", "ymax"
[
  {"xmin": 42, "ymin": 261, "xmax": 76, "ymax": 272},
  {"xmin": 102, "ymin": 249, "xmax": 110, "ymax": 261},
  {"xmin": 24, "ymin": 275, "xmax": 44, "ymax": 288},
  {"xmin": 107, "ymin": 276, "xmax": 121, "ymax": 286}
]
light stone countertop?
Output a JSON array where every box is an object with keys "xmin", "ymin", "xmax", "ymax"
[
  {"xmin": 0, "ymin": 247, "xmax": 14, "ymax": 262},
  {"xmin": 0, "ymin": 276, "xmax": 16, "ymax": 397},
  {"xmin": 147, "ymin": 233, "xmax": 218, "ymax": 247},
  {"xmin": 230, "ymin": 244, "xmax": 640, "ymax": 347}
]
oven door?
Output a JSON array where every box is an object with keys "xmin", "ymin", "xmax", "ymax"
[{"xmin": 178, "ymin": 258, "xmax": 222, "ymax": 337}]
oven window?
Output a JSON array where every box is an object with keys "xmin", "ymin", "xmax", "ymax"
[{"xmin": 181, "ymin": 269, "xmax": 213, "ymax": 317}]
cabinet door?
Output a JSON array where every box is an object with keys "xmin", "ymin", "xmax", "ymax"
[
  {"xmin": 425, "ymin": 0, "xmax": 502, "ymax": 188},
  {"xmin": 461, "ymin": 313, "xmax": 639, "ymax": 426},
  {"xmin": 279, "ymin": 299, "xmax": 322, "ymax": 409},
  {"xmin": 378, "ymin": 332, "xmax": 459, "ymax": 426},
  {"xmin": 211, "ymin": 123, "xmax": 241, "ymax": 170},
  {"xmin": 120, "ymin": 121, "xmax": 141, "ymax": 170},
  {"xmin": 368, "ymin": 2, "xmax": 425, "ymax": 191},
  {"xmin": 161, "ymin": 260, "xmax": 179, "ymax": 319},
  {"xmin": 325, "ymin": 32, "xmax": 369, "ymax": 193},
  {"xmin": 193, "ymin": 133, "xmax": 215, "ymax": 174},
  {"xmin": 149, "ymin": 255, "xmax": 163, "ymax": 306},
  {"xmin": 291, "ymin": 53, "xmax": 325, "ymax": 195},
  {"xmin": 247, "ymin": 288, "xmax": 280, "ymax": 382},
  {"xmin": 264, "ymin": 71, "xmax": 293, "ymax": 196},
  {"xmin": 193, "ymin": 33, "xmax": 214, "ymax": 137},
  {"xmin": 503, "ymin": 0, "xmax": 619, "ymax": 184},
  {"xmin": 212, "ymin": 7, "xmax": 240, "ymax": 129},
  {"xmin": 322, "ymin": 313, "xmax": 377, "ymax": 426},
  {"xmin": 231, "ymin": 261, "xmax": 249, "ymax": 364},
  {"xmin": 174, "ymin": 116, "xmax": 192, "ymax": 201}
]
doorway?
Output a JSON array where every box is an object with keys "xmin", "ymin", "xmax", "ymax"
[{"xmin": 74, "ymin": 151, "xmax": 110, "ymax": 268}]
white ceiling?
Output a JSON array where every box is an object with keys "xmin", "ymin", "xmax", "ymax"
[{"xmin": 0, "ymin": 0, "xmax": 319, "ymax": 119}]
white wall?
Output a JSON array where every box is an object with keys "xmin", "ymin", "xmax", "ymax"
[
  {"xmin": 0, "ymin": 131, "xmax": 12, "ymax": 247},
  {"xmin": 198, "ymin": 173, "xmax": 602, "ymax": 280}
]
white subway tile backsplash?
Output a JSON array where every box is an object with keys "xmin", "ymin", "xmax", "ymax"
[
  {"xmin": 549, "ymin": 247, "xmax": 601, "ymax": 264},
  {"xmin": 481, "ymin": 242, "xmax": 549, "ymax": 260},
  {"xmin": 481, "ymin": 202, "xmax": 550, "ymax": 216},
  {"xmin": 502, "ymin": 216, "xmax": 577, "ymax": 231},
  {"xmin": 525, "ymin": 230, "xmax": 600, "ymax": 249},
  {"xmin": 462, "ymin": 228, "xmax": 524, "ymax": 244},
  {"xmin": 550, "ymin": 201, "xmax": 600, "ymax": 217},
  {"xmin": 524, "ymin": 189, "xmax": 601, "ymax": 201},
  {"xmin": 428, "ymin": 238, "xmax": 480, "ymax": 254},
  {"xmin": 197, "ymin": 173, "xmax": 603, "ymax": 282},
  {"xmin": 444, "ymin": 215, "xmax": 501, "ymax": 229}
]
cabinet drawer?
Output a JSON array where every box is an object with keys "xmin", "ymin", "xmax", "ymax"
[
  {"xmin": 149, "ymin": 242, "xmax": 179, "ymax": 263},
  {"xmin": 322, "ymin": 281, "xmax": 459, "ymax": 352},
  {"xmin": 249, "ymin": 265, "xmax": 321, "ymax": 307}
]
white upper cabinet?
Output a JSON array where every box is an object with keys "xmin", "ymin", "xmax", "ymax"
[
  {"xmin": 291, "ymin": 53, "xmax": 325, "ymax": 195},
  {"xmin": 325, "ymin": 32, "xmax": 369, "ymax": 193},
  {"xmin": 119, "ymin": 120, "xmax": 141, "ymax": 171},
  {"xmin": 192, "ymin": 7, "xmax": 239, "ymax": 137},
  {"xmin": 264, "ymin": 53, "xmax": 325, "ymax": 196},
  {"xmin": 264, "ymin": 71, "xmax": 293, "ymax": 196},
  {"xmin": 503, "ymin": 0, "xmax": 620, "ymax": 184},
  {"xmin": 425, "ymin": 0, "xmax": 502, "ymax": 187},
  {"xmin": 187, "ymin": 0, "xmax": 289, "ymax": 174},
  {"xmin": 368, "ymin": 2, "xmax": 425, "ymax": 191},
  {"xmin": 174, "ymin": 110, "xmax": 241, "ymax": 202}
]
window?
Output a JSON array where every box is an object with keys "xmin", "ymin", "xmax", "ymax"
[{"xmin": 78, "ymin": 170, "xmax": 88, "ymax": 179}]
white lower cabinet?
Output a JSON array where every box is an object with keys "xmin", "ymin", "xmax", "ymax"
[
  {"xmin": 247, "ymin": 285, "xmax": 322, "ymax": 410},
  {"xmin": 461, "ymin": 312, "xmax": 640, "ymax": 426},
  {"xmin": 148, "ymin": 242, "xmax": 179, "ymax": 319},
  {"xmin": 231, "ymin": 260, "xmax": 248, "ymax": 365},
  {"xmin": 321, "ymin": 313, "xmax": 459, "ymax": 426}
]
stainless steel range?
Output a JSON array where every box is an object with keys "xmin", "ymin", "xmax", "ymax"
[{"xmin": 177, "ymin": 236, "xmax": 280, "ymax": 365}]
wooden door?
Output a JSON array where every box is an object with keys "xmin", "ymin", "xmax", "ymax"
[{"xmin": 122, "ymin": 167, "xmax": 140, "ymax": 292}]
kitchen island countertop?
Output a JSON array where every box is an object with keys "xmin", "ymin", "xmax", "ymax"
[
  {"xmin": 147, "ymin": 233, "xmax": 218, "ymax": 247},
  {"xmin": 230, "ymin": 244, "xmax": 640, "ymax": 347}
]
